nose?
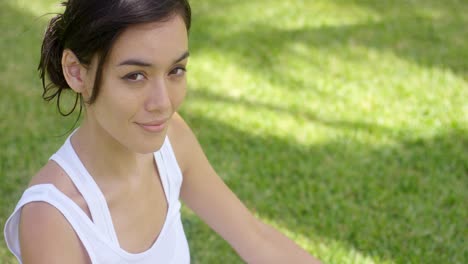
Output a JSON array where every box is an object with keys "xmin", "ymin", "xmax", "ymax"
[{"xmin": 144, "ymin": 78, "xmax": 171, "ymax": 113}]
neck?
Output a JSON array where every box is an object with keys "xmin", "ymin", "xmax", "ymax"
[{"xmin": 70, "ymin": 118, "xmax": 154, "ymax": 186}]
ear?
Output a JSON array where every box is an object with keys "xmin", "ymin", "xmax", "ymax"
[{"xmin": 61, "ymin": 49, "xmax": 90, "ymax": 96}]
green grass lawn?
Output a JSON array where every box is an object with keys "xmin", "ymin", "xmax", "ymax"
[{"xmin": 1, "ymin": 0, "xmax": 467, "ymax": 263}]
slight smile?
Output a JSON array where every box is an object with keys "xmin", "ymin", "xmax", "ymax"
[{"xmin": 136, "ymin": 120, "xmax": 168, "ymax": 133}]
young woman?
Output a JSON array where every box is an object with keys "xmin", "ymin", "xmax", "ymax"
[{"xmin": 4, "ymin": 0, "xmax": 321, "ymax": 263}]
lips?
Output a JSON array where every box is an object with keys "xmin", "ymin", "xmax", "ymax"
[{"xmin": 136, "ymin": 119, "xmax": 168, "ymax": 133}]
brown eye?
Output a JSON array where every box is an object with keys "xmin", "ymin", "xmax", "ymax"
[
  {"xmin": 124, "ymin": 72, "xmax": 145, "ymax": 81},
  {"xmin": 169, "ymin": 67, "xmax": 186, "ymax": 76}
]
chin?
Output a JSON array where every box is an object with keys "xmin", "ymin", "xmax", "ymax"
[{"xmin": 132, "ymin": 138, "xmax": 166, "ymax": 154}]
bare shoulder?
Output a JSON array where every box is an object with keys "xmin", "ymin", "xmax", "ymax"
[
  {"xmin": 29, "ymin": 160, "xmax": 74, "ymax": 191},
  {"xmin": 20, "ymin": 200, "xmax": 90, "ymax": 263},
  {"xmin": 18, "ymin": 161, "xmax": 91, "ymax": 263},
  {"xmin": 29, "ymin": 160, "xmax": 88, "ymax": 208}
]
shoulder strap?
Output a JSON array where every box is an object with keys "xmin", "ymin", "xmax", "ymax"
[
  {"xmin": 3, "ymin": 184, "xmax": 100, "ymax": 263},
  {"xmin": 157, "ymin": 136, "xmax": 184, "ymax": 201},
  {"xmin": 154, "ymin": 149, "xmax": 171, "ymax": 203},
  {"xmin": 50, "ymin": 137, "xmax": 120, "ymax": 246}
]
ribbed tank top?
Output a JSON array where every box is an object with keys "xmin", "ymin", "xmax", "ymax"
[{"xmin": 4, "ymin": 134, "xmax": 190, "ymax": 263}]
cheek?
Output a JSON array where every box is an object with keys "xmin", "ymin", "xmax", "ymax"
[
  {"xmin": 94, "ymin": 81, "xmax": 139, "ymax": 119},
  {"xmin": 170, "ymin": 84, "xmax": 187, "ymax": 110}
]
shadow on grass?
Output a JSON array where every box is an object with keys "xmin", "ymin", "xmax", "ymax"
[
  {"xmin": 330, "ymin": 0, "xmax": 467, "ymax": 79},
  {"xmin": 181, "ymin": 107, "xmax": 467, "ymax": 263},
  {"xmin": 191, "ymin": 0, "xmax": 467, "ymax": 81}
]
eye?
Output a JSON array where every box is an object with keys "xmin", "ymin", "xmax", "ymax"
[
  {"xmin": 169, "ymin": 66, "xmax": 187, "ymax": 77},
  {"xmin": 123, "ymin": 72, "xmax": 146, "ymax": 81}
]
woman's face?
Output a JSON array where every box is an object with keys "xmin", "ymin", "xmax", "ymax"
[{"xmin": 84, "ymin": 15, "xmax": 189, "ymax": 154}]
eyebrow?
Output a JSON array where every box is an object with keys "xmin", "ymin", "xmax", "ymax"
[{"xmin": 117, "ymin": 51, "xmax": 190, "ymax": 67}]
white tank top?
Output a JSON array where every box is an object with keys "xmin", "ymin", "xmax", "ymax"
[{"xmin": 3, "ymin": 134, "xmax": 190, "ymax": 263}]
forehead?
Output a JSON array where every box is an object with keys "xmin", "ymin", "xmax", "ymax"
[{"xmin": 107, "ymin": 15, "xmax": 188, "ymax": 66}]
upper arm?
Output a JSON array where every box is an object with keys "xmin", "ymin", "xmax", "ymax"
[
  {"xmin": 168, "ymin": 113, "xmax": 263, "ymax": 258},
  {"xmin": 19, "ymin": 201, "xmax": 90, "ymax": 264}
]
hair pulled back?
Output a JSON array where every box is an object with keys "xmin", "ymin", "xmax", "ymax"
[{"xmin": 39, "ymin": 0, "xmax": 191, "ymax": 116}]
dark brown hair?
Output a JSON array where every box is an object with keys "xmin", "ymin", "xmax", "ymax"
[{"xmin": 39, "ymin": 0, "xmax": 191, "ymax": 116}]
